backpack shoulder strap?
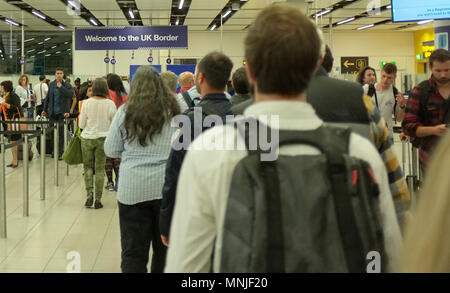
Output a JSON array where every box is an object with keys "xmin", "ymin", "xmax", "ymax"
[
  {"xmin": 181, "ymin": 91, "xmax": 195, "ymax": 108},
  {"xmin": 368, "ymin": 84, "xmax": 379, "ymax": 108}
]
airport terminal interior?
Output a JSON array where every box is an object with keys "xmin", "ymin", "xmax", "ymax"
[{"xmin": 0, "ymin": 0, "xmax": 449, "ymax": 274}]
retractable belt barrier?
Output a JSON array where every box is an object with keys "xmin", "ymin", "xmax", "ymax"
[
  {"xmin": 393, "ymin": 126, "xmax": 420, "ymax": 213},
  {"xmin": 0, "ymin": 117, "xmax": 78, "ymax": 238}
]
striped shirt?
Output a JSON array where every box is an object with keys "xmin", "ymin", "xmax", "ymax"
[
  {"xmin": 363, "ymin": 95, "xmax": 409, "ymax": 203},
  {"xmin": 104, "ymin": 105, "xmax": 176, "ymax": 205}
]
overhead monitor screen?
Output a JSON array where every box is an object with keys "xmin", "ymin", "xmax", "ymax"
[{"xmin": 391, "ymin": 0, "xmax": 450, "ymax": 22}]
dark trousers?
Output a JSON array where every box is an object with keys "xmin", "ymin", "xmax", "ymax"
[
  {"xmin": 49, "ymin": 114, "xmax": 65, "ymax": 156},
  {"xmin": 118, "ymin": 199, "xmax": 167, "ymax": 273}
]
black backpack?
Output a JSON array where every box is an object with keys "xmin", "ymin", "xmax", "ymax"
[{"xmin": 220, "ymin": 120, "xmax": 386, "ymax": 273}]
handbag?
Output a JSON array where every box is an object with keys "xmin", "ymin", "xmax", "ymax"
[
  {"xmin": 62, "ymin": 129, "xmax": 83, "ymax": 165},
  {"xmin": 1, "ymin": 106, "xmax": 27, "ymax": 131}
]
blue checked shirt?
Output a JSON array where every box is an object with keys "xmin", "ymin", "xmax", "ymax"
[{"xmin": 104, "ymin": 105, "xmax": 176, "ymax": 205}]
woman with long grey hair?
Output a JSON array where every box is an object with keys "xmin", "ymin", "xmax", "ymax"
[{"xmin": 104, "ymin": 66, "xmax": 180, "ymax": 273}]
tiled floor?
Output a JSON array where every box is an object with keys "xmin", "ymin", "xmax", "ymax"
[
  {"xmin": 0, "ymin": 132, "xmax": 411, "ymax": 273},
  {"xmin": 0, "ymin": 143, "xmax": 134, "ymax": 273}
]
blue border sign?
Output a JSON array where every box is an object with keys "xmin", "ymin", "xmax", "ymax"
[
  {"xmin": 104, "ymin": 57, "xmax": 110, "ymax": 63},
  {"xmin": 75, "ymin": 26, "xmax": 188, "ymax": 50},
  {"xmin": 148, "ymin": 57, "xmax": 153, "ymax": 63},
  {"xmin": 111, "ymin": 59, "xmax": 116, "ymax": 65}
]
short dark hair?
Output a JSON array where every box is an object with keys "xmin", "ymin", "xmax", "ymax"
[
  {"xmin": 429, "ymin": 49, "xmax": 450, "ymax": 68},
  {"xmin": 356, "ymin": 66, "xmax": 376, "ymax": 85},
  {"xmin": 382, "ymin": 63, "xmax": 397, "ymax": 75},
  {"xmin": 322, "ymin": 45, "xmax": 334, "ymax": 73},
  {"xmin": 91, "ymin": 77, "xmax": 109, "ymax": 98},
  {"xmin": 232, "ymin": 67, "xmax": 250, "ymax": 94},
  {"xmin": 39, "ymin": 75, "xmax": 46, "ymax": 81},
  {"xmin": 197, "ymin": 51, "xmax": 233, "ymax": 91},
  {"xmin": 55, "ymin": 68, "xmax": 64, "ymax": 73},
  {"xmin": 0, "ymin": 80, "xmax": 13, "ymax": 93},
  {"xmin": 245, "ymin": 4, "xmax": 320, "ymax": 96}
]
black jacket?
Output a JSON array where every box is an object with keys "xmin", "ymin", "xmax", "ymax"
[
  {"xmin": 43, "ymin": 80, "xmax": 74, "ymax": 117},
  {"xmin": 3, "ymin": 91, "xmax": 23, "ymax": 119},
  {"xmin": 230, "ymin": 93, "xmax": 251, "ymax": 106},
  {"xmin": 160, "ymin": 93, "xmax": 232, "ymax": 237}
]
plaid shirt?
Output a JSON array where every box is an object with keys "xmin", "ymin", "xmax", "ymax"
[
  {"xmin": 363, "ymin": 95, "xmax": 409, "ymax": 203},
  {"xmin": 402, "ymin": 78, "xmax": 449, "ymax": 165}
]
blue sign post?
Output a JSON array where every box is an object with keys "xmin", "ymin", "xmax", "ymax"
[
  {"xmin": 75, "ymin": 26, "xmax": 188, "ymax": 50},
  {"xmin": 111, "ymin": 59, "xmax": 116, "ymax": 65},
  {"xmin": 104, "ymin": 57, "xmax": 110, "ymax": 63},
  {"xmin": 148, "ymin": 56, "xmax": 153, "ymax": 63},
  {"xmin": 166, "ymin": 58, "xmax": 172, "ymax": 65}
]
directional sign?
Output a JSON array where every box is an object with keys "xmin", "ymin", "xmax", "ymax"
[
  {"xmin": 148, "ymin": 56, "xmax": 153, "ymax": 63},
  {"xmin": 111, "ymin": 58, "xmax": 116, "ymax": 65},
  {"xmin": 340, "ymin": 56, "xmax": 369, "ymax": 74},
  {"xmin": 166, "ymin": 58, "xmax": 172, "ymax": 64},
  {"xmin": 104, "ymin": 57, "xmax": 110, "ymax": 63}
]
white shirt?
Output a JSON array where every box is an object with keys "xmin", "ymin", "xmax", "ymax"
[
  {"xmin": 15, "ymin": 85, "xmax": 32, "ymax": 108},
  {"xmin": 363, "ymin": 83, "xmax": 396, "ymax": 132},
  {"xmin": 165, "ymin": 101, "xmax": 402, "ymax": 273},
  {"xmin": 79, "ymin": 98, "xmax": 117, "ymax": 139},
  {"xmin": 33, "ymin": 82, "xmax": 48, "ymax": 106}
]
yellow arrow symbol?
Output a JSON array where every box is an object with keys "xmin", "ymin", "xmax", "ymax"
[{"xmin": 344, "ymin": 60, "xmax": 355, "ymax": 68}]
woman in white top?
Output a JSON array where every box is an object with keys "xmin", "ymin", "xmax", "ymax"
[
  {"xmin": 15, "ymin": 74, "xmax": 32, "ymax": 116},
  {"xmin": 79, "ymin": 78, "xmax": 117, "ymax": 209}
]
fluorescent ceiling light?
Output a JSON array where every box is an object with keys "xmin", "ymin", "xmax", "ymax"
[
  {"xmin": 129, "ymin": 10, "xmax": 135, "ymax": 19},
  {"xmin": 222, "ymin": 10, "xmax": 232, "ymax": 18},
  {"xmin": 44, "ymin": 37, "xmax": 51, "ymax": 41},
  {"xmin": 51, "ymin": 46, "xmax": 57, "ymax": 49},
  {"xmin": 59, "ymin": 25, "xmax": 65, "ymax": 30},
  {"xmin": 5, "ymin": 19, "xmax": 19, "ymax": 26},
  {"xmin": 357, "ymin": 24, "xmax": 374, "ymax": 30},
  {"xmin": 417, "ymin": 19, "xmax": 433, "ymax": 25},
  {"xmin": 38, "ymin": 50, "xmax": 46, "ymax": 54},
  {"xmin": 32, "ymin": 10, "xmax": 46, "ymax": 20},
  {"xmin": 31, "ymin": 56, "xmax": 35, "ymax": 58},
  {"xmin": 315, "ymin": 9, "xmax": 331, "ymax": 18},
  {"xmin": 64, "ymin": 42, "xmax": 69, "ymax": 44},
  {"xmin": 38, "ymin": 42, "xmax": 44, "ymax": 45},
  {"xmin": 337, "ymin": 17, "xmax": 355, "ymax": 25},
  {"xmin": 387, "ymin": 5, "xmax": 392, "ymax": 9},
  {"xmin": 175, "ymin": 19, "xmax": 179, "ymax": 25},
  {"xmin": 56, "ymin": 51, "xmax": 61, "ymax": 54},
  {"xmin": 68, "ymin": 0, "xmax": 79, "ymax": 9},
  {"xmin": 45, "ymin": 54, "xmax": 51, "ymax": 57},
  {"xmin": 178, "ymin": 0, "xmax": 184, "ymax": 10},
  {"xmin": 27, "ymin": 49, "xmax": 35, "ymax": 53},
  {"xmin": 210, "ymin": 24, "xmax": 216, "ymax": 31},
  {"xmin": 25, "ymin": 38, "xmax": 34, "ymax": 42},
  {"xmin": 67, "ymin": 48, "xmax": 71, "ymax": 51},
  {"xmin": 89, "ymin": 18, "xmax": 98, "ymax": 26}
]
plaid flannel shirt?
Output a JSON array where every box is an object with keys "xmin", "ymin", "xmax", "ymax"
[
  {"xmin": 363, "ymin": 95, "xmax": 410, "ymax": 203},
  {"xmin": 402, "ymin": 78, "xmax": 449, "ymax": 165}
]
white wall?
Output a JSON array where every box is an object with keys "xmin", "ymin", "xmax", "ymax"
[
  {"xmin": 73, "ymin": 29, "xmax": 415, "ymax": 90},
  {"xmin": 323, "ymin": 31, "xmax": 415, "ymax": 90}
]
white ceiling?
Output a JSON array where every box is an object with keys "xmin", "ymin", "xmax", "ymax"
[{"xmin": 0, "ymin": 0, "xmax": 438, "ymax": 32}]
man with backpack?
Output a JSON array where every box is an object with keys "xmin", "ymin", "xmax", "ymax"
[
  {"xmin": 159, "ymin": 52, "xmax": 233, "ymax": 247},
  {"xmin": 165, "ymin": 4, "xmax": 401, "ymax": 273},
  {"xmin": 402, "ymin": 49, "xmax": 450, "ymax": 171},
  {"xmin": 363, "ymin": 63, "xmax": 406, "ymax": 135}
]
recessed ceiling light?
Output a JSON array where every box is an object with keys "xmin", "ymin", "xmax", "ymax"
[
  {"xmin": 179, "ymin": 0, "xmax": 184, "ymax": 10},
  {"xmin": 5, "ymin": 19, "xmax": 19, "ymax": 26},
  {"xmin": 357, "ymin": 24, "xmax": 375, "ymax": 30}
]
